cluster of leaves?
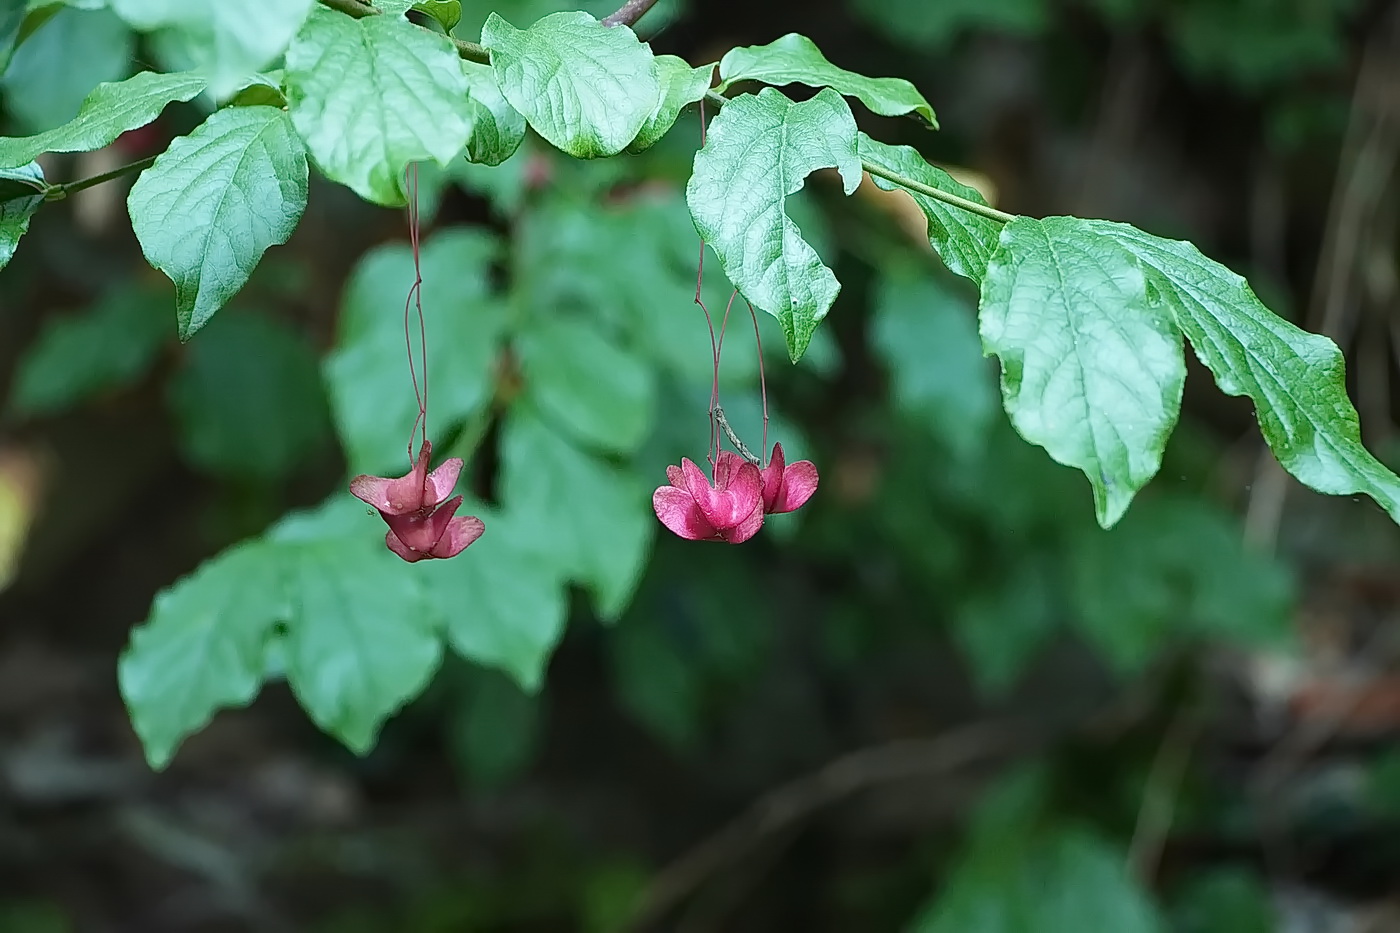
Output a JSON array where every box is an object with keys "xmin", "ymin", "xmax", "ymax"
[
  {"xmin": 0, "ymin": 0, "xmax": 1392, "ymax": 767},
  {"xmin": 1, "ymin": 0, "xmax": 1379, "ymax": 927}
]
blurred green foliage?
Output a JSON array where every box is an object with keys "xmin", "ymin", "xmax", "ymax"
[{"xmin": 1, "ymin": 0, "xmax": 1382, "ymax": 928}]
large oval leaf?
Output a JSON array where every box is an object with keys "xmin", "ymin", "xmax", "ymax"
[
  {"xmin": 481, "ymin": 11, "xmax": 660, "ymax": 158},
  {"xmin": 127, "ymin": 105, "xmax": 308, "ymax": 339},
  {"xmin": 285, "ymin": 7, "xmax": 471, "ymax": 206},
  {"xmin": 686, "ymin": 86, "xmax": 861, "ymax": 361},
  {"xmin": 719, "ymin": 33, "xmax": 936, "ymax": 126},
  {"xmin": 979, "ymin": 215, "xmax": 1185, "ymax": 528}
]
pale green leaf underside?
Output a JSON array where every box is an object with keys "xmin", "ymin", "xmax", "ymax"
[
  {"xmin": 280, "ymin": 540, "xmax": 441, "ymax": 754},
  {"xmin": 285, "ymin": 7, "xmax": 471, "ymax": 206},
  {"xmin": 461, "ymin": 59, "xmax": 525, "ymax": 166},
  {"xmin": 858, "ymin": 133, "xmax": 1000, "ymax": 282},
  {"xmin": 1086, "ymin": 219, "xmax": 1400, "ymax": 522},
  {"xmin": 109, "ymin": 0, "xmax": 313, "ymax": 99},
  {"xmin": 127, "ymin": 105, "xmax": 308, "ymax": 340},
  {"xmin": 719, "ymin": 32, "xmax": 937, "ymax": 127},
  {"xmin": 500, "ymin": 406, "xmax": 652, "ymax": 620},
  {"xmin": 0, "ymin": 69, "xmax": 207, "ymax": 168},
  {"xmin": 0, "ymin": 160, "xmax": 43, "ymax": 269},
  {"xmin": 627, "ymin": 54, "xmax": 713, "ymax": 153},
  {"xmin": 118, "ymin": 542, "xmax": 285, "ymax": 770},
  {"xmin": 482, "ymin": 11, "xmax": 660, "ymax": 158},
  {"xmin": 686, "ymin": 86, "xmax": 861, "ymax": 361},
  {"xmin": 419, "ymin": 509, "xmax": 568, "ymax": 692},
  {"xmin": 980, "ymin": 216, "xmax": 1185, "ymax": 528},
  {"xmin": 324, "ymin": 228, "xmax": 504, "ymax": 473}
]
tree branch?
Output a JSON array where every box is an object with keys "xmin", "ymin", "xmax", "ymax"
[
  {"xmin": 602, "ymin": 0, "xmax": 662, "ymax": 27},
  {"xmin": 46, "ymin": 155, "xmax": 158, "ymax": 200}
]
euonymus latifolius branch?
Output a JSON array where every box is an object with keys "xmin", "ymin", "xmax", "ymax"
[{"xmin": 0, "ymin": 0, "xmax": 1394, "ymax": 770}]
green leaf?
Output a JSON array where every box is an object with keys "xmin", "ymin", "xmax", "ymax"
[
  {"xmin": 0, "ymin": 160, "xmax": 43, "ymax": 270},
  {"xmin": 1, "ymin": 6, "xmax": 132, "ymax": 133},
  {"xmin": 858, "ymin": 133, "xmax": 1000, "ymax": 283},
  {"xmin": 118, "ymin": 541, "xmax": 285, "ymax": 770},
  {"xmin": 1083, "ymin": 219, "xmax": 1400, "ymax": 524},
  {"xmin": 449, "ymin": 666, "xmax": 542, "ymax": 788},
  {"xmin": 109, "ymin": 0, "xmax": 313, "ymax": 99},
  {"xmin": 227, "ymin": 70, "xmax": 285, "ymax": 108},
  {"xmin": 461, "ymin": 59, "xmax": 525, "ymax": 166},
  {"xmin": 285, "ymin": 7, "xmax": 471, "ymax": 206},
  {"xmin": 0, "ymin": 70, "xmax": 208, "ymax": 169},
  {"xmin": 719, "ymin": 33, "xmax": 936, "ymax": 126},
  {"xmin": 167, "ymin": 310, "xmax": 331, "ymax": 480},
  {"xmin": 686, "ymin": 86, "xmax": 861, "ymax": 361},
  {"xmin": 277, "ymin": 535, "xmax": 442, "ymax": 754},
  {"xmin": 1170, "ymin": 868, "xmax": 1275, "ymax": 933},
  {"xmin": 10, "ymin": 283, "xmax": 169, "ymax": 415},
  {"xmin": 519, "ymin": 315, "xmax": 655, "ymax": 456},
  {"xmin": 980, "ymin": 216, "xmax": 1186, "ymax": 528},
  {"xmin": 0, "ymin": 0, "xmax": 24, "ymax": 72},
  {"xmin": 419, "ymin": 506, "xmax": 568, "ymax": 692},
  {"xmin": 127, "ymin": 105, "xmax": 308, "ymax": 340},
  {"xmin": 324, "ymin": 228, "xmax": 504, "ymax": 473},
  {"xmin": 413, "ymin": 0, "xmax": 461, "ymax": 31},
  {"xmin": 481, "ymin": 11, "xmax": 661, "ymax": 158},
  {"xmin": 1069, "ymin": 495, "xmax": 1293, "ymax": 674},
  {"xmin": 500, "ymin": 405, "xmax": 653, "ymax": 619},
  {"xmin": 627, "ymin": 55, "xmax": 713, "ymax": 153},
  {"xmin": 871, "ymin": 264, "xmax": 996, "ymax": 458},
  {"xmin": 913, "ymin": 826, "xmax": 1163, "ymax": 933},
  {"xmin": 851, "ymin": 0, "xmax": 1046, "ymax": 52}
]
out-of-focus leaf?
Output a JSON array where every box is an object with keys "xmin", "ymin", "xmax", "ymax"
[
  {"xmin": 1, "ymin": 5, "xmax": 132, "ymax": 133},
  {"xmin": 609, "ymin": 615, "xmax": 702, "ymax": 751},
  {"xmin": 912, "ymin": 770, "xmax": 1162, "ymax": 933},
  {"xmin": 276, "ymin": 532, "xmax": 441, "ymax": 754},
  {"xmin": 719, "ymin": 33, "xmax": 936, "ymax": 125},
  {"xmin": 1069, "ymin": 495, "xmax": 1293, "ymax": 674},
  {"xmin": 687, "ymin": 87, "xmax": 861, "ymax": 361},
  {"xmin": 980, "ymin": 216, "xmax": 1185, "ymax": 528},
  {"xmin": 167, "ymin": 310, "xmax": 331, "ymax": 481},
  {"xmin": 449, "ymin": 666, "xmax": 542, "ymax": 788},
  {"xmin": 482, "ymin": 11, "xmax": 660, "ymax": 158},
  {"xmin": 499, "ymin": 405, "xmax": 652, "ymax": 619},
  {"xmin": 109, "ymin": 0, "xmax": 312, "ymax": 99},
  {"xmin": 1170, "ymin": 868, "xmax": 1275, "ymax": 933},
  {"xmin": 872, "ymin": 265, "xmax": 995, "ymax": 458},
  {"xmin": 285, "ymin": 7, "xmax": 470, "ymax": 206},
  {"xmin": 951, "ymin": 560, "xmax": 1058, "ymax": 697},
  {"xmin": 518, "ymin": 315, "xmax": 656, "ymax": 456},
  {"xmin": 127, "ymin": 105, "xmax": 308, "ymax": 339},
  {"xmin": 0, "ymin": 70, "xmax": 207, "ymax": 168},
  {"xmin": 324, "ymin": 228, "xmax": 504, "ymax": 473},
  {"xmin": 0, "ymin": 446, "xmax": 40, "ymax": 593},
  {"xmin": 419, "ymin": 505, "xmax": 568, "ymax": 692},
  {"xmin": 0, "ymin": 0, "xmax": 24, "ymax": 72},
  {"xmin": 851, "ymin": 0, "xmax": 1046, "ymax": 51},
  {"xmin": 119, "ymin": 540, "xmax": 286, "ymax": 770},
  {"xmin": 10, "ymin": 284, "xmax": 168, "ymax": 415}
]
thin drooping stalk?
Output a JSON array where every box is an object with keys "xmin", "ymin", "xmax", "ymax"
[
  {"xmin": 746, "ymin": 300, "xmax": 769, "ymax": 464},
  {"xmin": 403, "ymin": 163, "xmax": 429, "ymax": 464}
]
